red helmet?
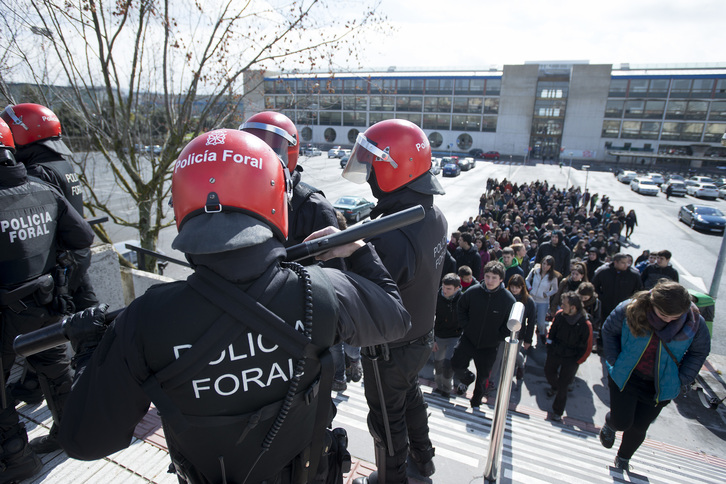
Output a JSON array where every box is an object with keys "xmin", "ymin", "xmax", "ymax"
[
  {"xmin": 0, "ymin": 118, "xmax": 14, "ymax": 151},
  {"xmin": 1, "ymin": 103, "xmax": 62, "ymax": 146},
  {"xmin": 171, "ymin": 129, "xmax": 290, "ymax": 254},
  {"xmin": 239, "ymin": 111, "xmax": 299, "ymax": 172},
  {"xmin": 342, "ymin": 119, "xmax": 444, "ymax": 195}
]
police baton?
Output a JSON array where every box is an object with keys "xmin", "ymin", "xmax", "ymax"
[
  {"xmin": 285, "ymin": 204, "xmax": 425, "ymax": 262},
  {"xmin": 13, "ymin": 308, "xmax": 123, "ymax": 358}
]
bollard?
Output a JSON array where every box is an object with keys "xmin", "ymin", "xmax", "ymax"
[{"xmin": 484, "ymin": 302, "xmax": 524, "ymax": 483}]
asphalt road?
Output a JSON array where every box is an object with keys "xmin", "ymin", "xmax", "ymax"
[{"xmin": 87, "ymin": 153, "xmax": 726, "ymax": 356}]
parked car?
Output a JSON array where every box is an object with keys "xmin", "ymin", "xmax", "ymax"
[
  {"xmin": 335, "ymin": 149, "xmax": 352, "ymax": 159},
  {"xmin": 469, "ymin": 148, "xmax": 485, "ymax": 158},
  {"xmin": 301, "ymin": 146, "xmax": 322, "ymax": 156},
  {"xmin": 719, "ymin": 185, "xmax": 726, "ymax": 199},
  {"xmin": 678, "ymin": 204, "xmax": 726, "ymax": 233},
  {"xmin": 647, "ymin": 172, "xmax": 665, "ymax": 185},
  {"xmin": 630, "ymin": 177, "xmax": 659, "ymax": 196},
  {"xmin": 431, "ymin": 158, "xmax": 441, "ymax": 175},
  {"xmin": 328, "ymin": 146, "xmax": 342, "ymax": 158},
  {"xmin": 687, "ymin": 182, "xmax": 719, "ymax": 200},
  {"xmin": 442, "ymin": 162, "xmax": 461, "ymax": 177},
  {"xmin": 339, "ymin": 154, "xmax": 350, "ymax": 168},
  {"xmin": 459, "ymin": 157, "xmax": 476, "ymax": 171},
  {"xmin": 617, "ymin": 170, "xmax": 637, "ymax": 183},
  {"xmin": 690, "ymin": 176, "xmax": 715, "ymax": 184},
  {"xmin": 660, "ymin": 180, "xmax": 687, "ymax": 197},
  {"xmin": 482, "ymin": 151, "xmax": 500, "ymax": 160},
  {"xmin": 667, "ymin": 174, "xmax": 685, "ymax": 183},
  {"xmin": 332, "ymin": 196, "xmax": 374, "ymax": 223}
]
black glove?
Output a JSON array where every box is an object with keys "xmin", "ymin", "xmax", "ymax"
[{"xmin": 62, "ymin": 303, "xmax": 109, "ymax": 355}]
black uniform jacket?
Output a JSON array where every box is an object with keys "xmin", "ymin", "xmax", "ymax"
[
  {"xmin": 0, "ymin": 163, "xmax": 92, "ymax": 285},
  {"xmin": 368, "ymin": 188, "xmax": 448, "ymax": 343},
  {"xmin": 58, "ymin": 240, "xmax": 410, "ymax": 465}
]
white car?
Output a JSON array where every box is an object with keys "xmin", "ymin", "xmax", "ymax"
[
  {"xmin": 327, "ymin": 146, "xmax": 342, "ymax": 158},
  {"xmin": 690, "ymin": 176, "xmax": 715, "ymax": 184},
  {"xmin": 647, "ymin": 172, "xmax": 665, "ymax": 185},
  {"xmin": 630, "ymin": 177, "xmax": 659, "ymax": 196},
  {"xmin": 617, "ymin": 170, "xmax": 637, "ymax": 183},
  {"xmin": 719, "ymin": 185, "xmax": 726, "ymax": 199},
  {"xmin": 687, "ymin": 182, "xmax": 719, "ymax": 200}
]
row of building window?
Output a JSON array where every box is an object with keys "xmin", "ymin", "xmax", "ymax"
[
  {"xmin": 264, "ymin": 95, "xmax": 500, "ymax": 114},
  {"xmin": 604, "ymin": 99, "xmax": 726, "ymax": 121},
  {"xmin": 285, "ymin": 110, "xmax": 497, "ymax": 132},
  {"xmin": 602, "ymin": 120, "xmax": 726, "ymax": 142},
  {"xmin": 609, "ymin": 78, "xmax": 726, "ymax": 98},
  {"xmin": 265, "ymin": 77, "xmax": 502, "ymax": 96},
  {"xmin": 306, "ymin": 126, "xmax": 476, "ymax": 151}
]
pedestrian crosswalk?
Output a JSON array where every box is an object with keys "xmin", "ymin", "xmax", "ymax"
[{"xmin": 333, "ymin": 382, "xmax": 726, "ymax": 484}]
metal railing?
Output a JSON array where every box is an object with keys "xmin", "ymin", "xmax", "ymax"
[{"xmin": 484, "ymin": 302, "xmax": 525, "ymax": 484}]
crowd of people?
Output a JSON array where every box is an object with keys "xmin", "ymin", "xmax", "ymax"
[
  {"xmin": 0, "ymin": 100, "xmax": 712, "ymax": 483},
  {"xmin": 432, "ymin": 177, "xmax": 710, "ymax": 470}
]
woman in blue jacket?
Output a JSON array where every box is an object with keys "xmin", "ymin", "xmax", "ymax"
[{"xmin": 599, "ymin": 281, "xmax": 710, "ymax": 470}]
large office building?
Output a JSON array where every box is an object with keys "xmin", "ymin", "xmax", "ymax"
[{"xmin": 244, "ymin": 61, "xmax": 726, "ymax": 169}]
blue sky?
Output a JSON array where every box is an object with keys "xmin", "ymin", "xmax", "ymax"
[{"xmin": 340, "ymin": 0, "xmax": 725, "ymax": 70}]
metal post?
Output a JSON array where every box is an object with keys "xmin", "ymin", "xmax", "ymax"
[
  {"xmin": 566, "ymin": 152, "xmax": 573, "ymax": 189},
  {"xmin": 712, "ymin": 132, "xmax": 726, "ymax": 299},
  {"xmin": 484, "ymin": 302, "xmax": 524, "ymax": 484},
  {"xmin": 583, "ymin": 165, "xmax": 590, "ymax": 193}
]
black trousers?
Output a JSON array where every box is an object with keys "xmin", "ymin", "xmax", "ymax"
[
  {"xmin": 361, "ymin": 334, "xmax": 434, "ymax": 483},
  {"xmin": 451, "ymin": 336, "xmax": 498, "ymax": 407},
  {"xmin": 0, "ymin": 304, "xmax": 71, "ymax": 431},
  {"xmin": 606, "ymin": 375, "xmax": 669, "ymax": 460},
  {"xmin": 544, "ymin": 352, "xmax": 579, "ymax": 416}
]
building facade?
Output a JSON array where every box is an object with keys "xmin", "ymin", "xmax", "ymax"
[{"xmin": 247, "ymin": 62, "xmax": 726, "ymax": 167}]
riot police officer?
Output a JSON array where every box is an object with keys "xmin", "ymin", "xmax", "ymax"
[
  {"xmin": 57, "ymin": 129, "xmax": 411, "ymax": 483},
  {"xmin": 1, "ymin": 103, "xmax": 99, "ymax": 436},
  {"xmin": 241, "ymin": 112, "xmax": 354, "ymax": 392},
  {"xmin": 343, "ymin": 119, "xmax": 448, "ymax": 483},
  {"xmin": 0, "ymin": 118, "xmax": 94, "ymax": 482}
]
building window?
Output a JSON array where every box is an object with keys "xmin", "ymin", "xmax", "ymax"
[
  {"xmin": 468, "ymin": 98, "xmax": 483, "ymax": 114},
  {"xmin": 470, "ymin": 79, "xmax": 485, "ymax": 95},
  {"xmin": 320, "ymin": 95, "xmax": 341, "ymax": 110},
  {"xmin": 264, "ymin": 96, "xmax": 275, "ymax": 109},
  {"xmin": 485, "ymin": 79, "xmax": 501, "ymax": 96},
  {"xmin": 640, "ymin": 122, "xmax": 661, "ymax": 139},
  {"xmin": 423, "ymin": 114, "xmax": 450, "ymax": 130},
  {"xmin": 319, "ymin": 111, "xmax": 341, "ymax": 126},
  {"xmin": 643, "ymin": 100, "xmax": 665, "ymax": 119},
  {"xmin": 397, "ymin": 96, "xmax": 422, "ymax": 112},
  {"xmin": 370, "ymin": 112, "xmax": 394, "ymax": 124},
  {"xmin": 691, "ymin": 79, "xmax": 714, "ymax": 97},
  {"xmin": 605, "ymin": 100, "xmax": 624, "ymax": 118},
  {"xmin": 398, "ymin": 79, "xmax": 411, "ymax": 94},
  {"xmin": 648, "ymin": 79, "xmax": 669, "ymax": 98},
  {"xmin": 343, "ymin": 112, "xmax": 366, "ymax": 127},
  {"xmin": 685, "ymin": 101, "xmax": 708, "ymax": 120},
  {"xmin": 428, "ymin": 131, "xmax": 443, "ymax": 148},
  {"xmin": 300, "ymin": 127, "xmax": 312, "ymax": 141},
  {"xmin": 456, "ymin": 133, "xmax": 473, "ymax": 150},
  {"xmin": 324, "ymin": 128, "xmax": 337, "ymax": 142},
  {"xmin": 704, "ymin": 123, "xmax": 726, "ymax": 142},
  {"xmin": 716, "ymin": 80, "xmax": 726, "ymax": 99},
  {"xmin": 481, "ymin": 117, "xmax": 497, "ymax": 132},
  {"xmin": 661, "ymin": 122, "xmax": 681, "ymax": 140},
  {"xmin": 452, "ymin": 115, "xmax": 481, "ymax": 131},
  {"xmin": 624, "ymin": 100, "xmax": 645, "ymax": 118},
  {"xmin": 533, "ymin": 119, "xmax": 563, "ymax": 136},
  {"xmin": 680, "ymin": 122, "xmax": 704, "ymax": 141},
  {"xmin": 395, "ymin": 113, "xmax": 422, "ymax": 126},
  {"xmin": 347, "ymin": 129, "xmax": 359, "ymax": 144},
  {"xmin": 609, "ymin": 79, "xmax": 628, "ymax": 97},
  {"xmin": 370, "ymin": 96, "xmax": 383, "ymax": 111},
  {"xmin": 670, "ymin": 79, "xmax": 692, "ymax": 98},
  {"xmin": 602, "ymin": 120, "xmax": 620, "ymax": 138},
  {"xmin": 621, "ymin": 121, "xmax": 641, "ymax": 139},
  {"xmin": 453, "ymin": 98, "xmax": 468, "ymax": 113},
  {"xmin": 296, "ymin": 111, "xmax": 317, "ymax": 125},
  {"xmin": 709, "ymin": 101, "xmax": 726, "ymax": 120},
  {"xmin": 425, "ymin": 79, "xmax": 439, "ymax": 94},
  {"xmin": 629, "ymin": 79, "xmax": 648, "ymax": 95},
  {"xmin": 483, "ymin": 98, "xmax": 499, "ymax": 115},
  {"xmin": 454, "ymin": 79, "xmax": 470, "ymax": 95},
  {"xmin": 439, "ymin": 79, "xmax": 453, "ymax": 95},
  {"xmin": 665, "ymin": 100, "xmax": 687, "ymax": 119},
  {"xmin": 411, "ymin": 80, "xmax": 424, "ymax": 94}
]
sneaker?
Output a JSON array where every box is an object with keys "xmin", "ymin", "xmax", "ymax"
[
  {"xmin": 599, "ymin": 423, "xmax": 616, "ymax": 449},
  {"xmin": 455, "ymin": 383, "xmax": 468, "ymax": 396},
  {"xmin": 614, "ymin": 455, "xmax": 631, "ymax": 471},
  {"xmin": 546, "ymin": 387, "xmax": 556, "ymax": 397},
  {"xmin": 331, "ymin": 380, "xmax": 347, "ymax": 393},
  {"xmin": 348, "ymin": 358, "xmax": 363, "ymax": 383}
]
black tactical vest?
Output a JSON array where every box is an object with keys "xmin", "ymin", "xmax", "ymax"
[
  {"xmin": 287, "ymin": 181, "xmax": 325, "ymax": 246},
  {"xmin": 130, "ymin": 264, "xmax": 339, "ymax": 483},
  {"xmin": 38, "ymin": 159, "xmax": 84, "ymax": 215},
  {"xmin": 393, "ymin": 204, "xmax": 448, "ymax": 343},
  {"xmin": 0, "ymin": 179, "xmax": 59, "ymax": 286}
]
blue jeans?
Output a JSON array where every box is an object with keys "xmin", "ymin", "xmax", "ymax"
[{"xmin": 534, "ymin": 301, "xmax": 550, "ymax": 336}]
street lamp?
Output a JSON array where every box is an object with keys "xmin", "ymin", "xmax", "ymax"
[{"xmin": 566, "ymin": 151, "xmax": 574, "ymax": 189}]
